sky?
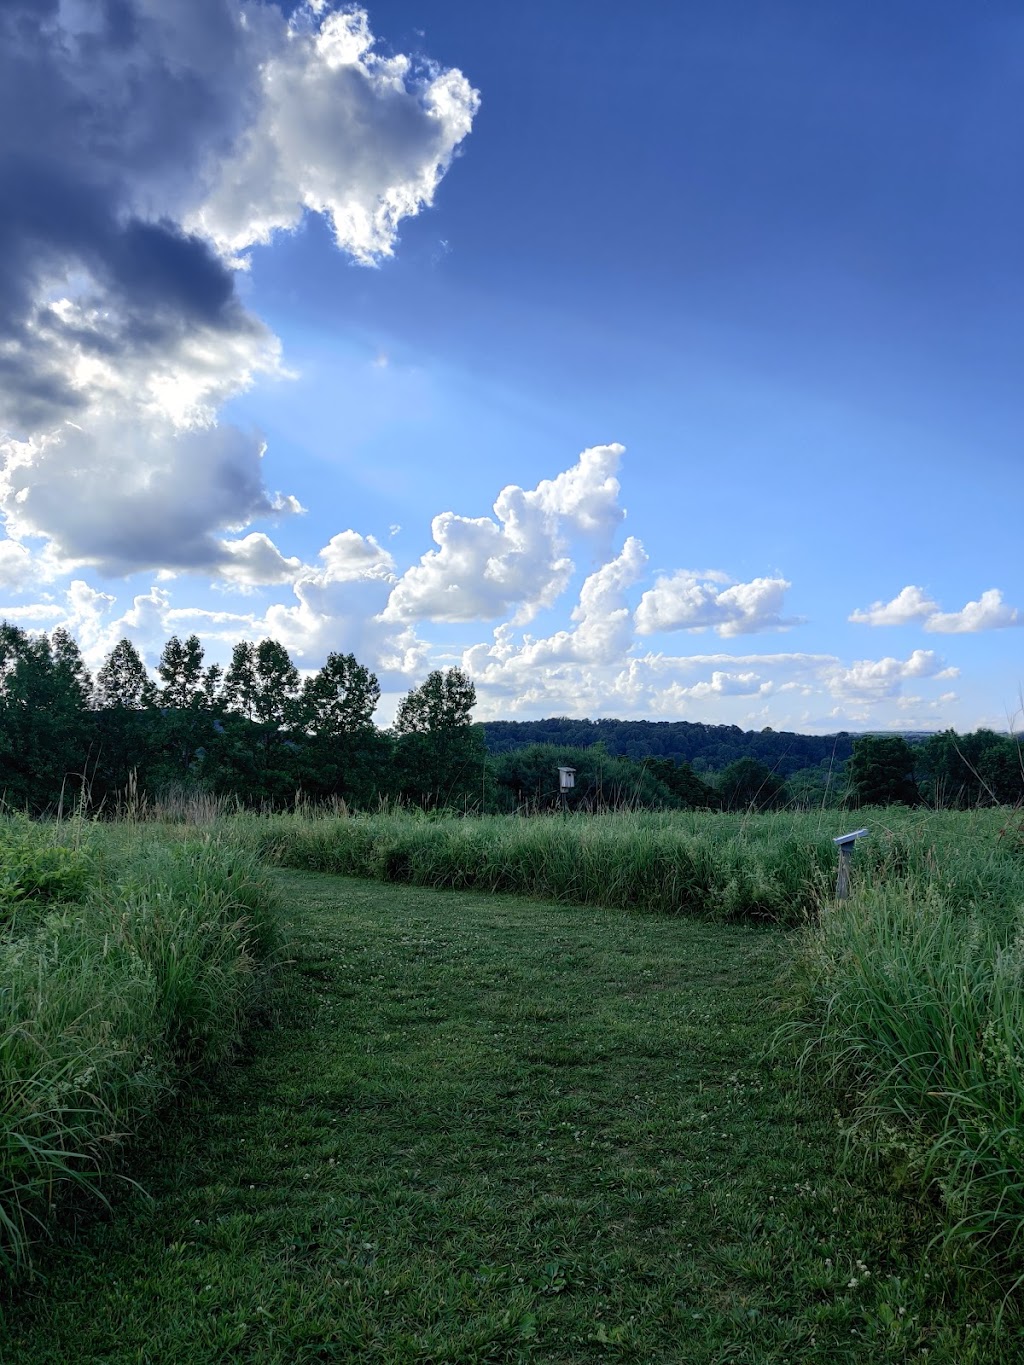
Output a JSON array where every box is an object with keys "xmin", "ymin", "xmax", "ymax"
[{"xmin": 1, "ymin": 0, "xmax": 1021, "ymax": 733}]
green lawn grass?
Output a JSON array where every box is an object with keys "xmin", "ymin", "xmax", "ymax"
[{"xmin": 0, "ymin": 871, "xmax": 1012, "ymax": 1362}]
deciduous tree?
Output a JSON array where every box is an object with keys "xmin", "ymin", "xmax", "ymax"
[
  {"xmin": 158, "ymin": 635, "xmax": 206, "ymax": 710},
  {"xmin": 847, "ymin": 735, "xmax": 919, "ymax": 807},
  {"xmin": 394, "ymin": 668, "xmax": 484, "ymax": 808}
]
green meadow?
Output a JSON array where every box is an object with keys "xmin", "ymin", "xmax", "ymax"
[{"xmin": 1, "ymin": 807, "xmax": 1022, "ymax": 1361}]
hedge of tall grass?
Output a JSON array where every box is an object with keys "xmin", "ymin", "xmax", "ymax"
[
  {"xmin": 235, "ymin": 805, "xmax": 1018, "ymax": 925},
  {"xmin": 235, "ymin": 807, "xmax": 837, "ymax": 922},
  {"xmin": 0, "ymin": 818, "xmax": 280, "ymax": 1276},
  {"xmin": 790, "ymin": 810, "xmax": 1024, "ymax": 1277}
]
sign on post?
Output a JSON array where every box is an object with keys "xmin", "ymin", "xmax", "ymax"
[{"xmin": 832, "ymin": 828, "xmax": 869, "ymax": 901}]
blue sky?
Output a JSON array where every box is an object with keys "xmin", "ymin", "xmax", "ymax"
[{"xmin": 0, "ymin": 0, "xmax": 1020, "ymax": 732}]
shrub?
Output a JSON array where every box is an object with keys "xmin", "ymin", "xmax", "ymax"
[
  {"xmin": 0, "ymin": 816, "xmax": 93, "ymax": 925},
  {"xmin": 0, "ymin": 832, "xmax": 279, "ymax": 1276}
]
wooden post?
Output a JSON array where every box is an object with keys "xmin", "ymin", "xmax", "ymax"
[
  {"xmin": 836, "ymin": 843, "xmax": 853, "ymax": 900},
  {"xmin": 832, "ymin": 828, "xmax": 868, "ymax": 901}
]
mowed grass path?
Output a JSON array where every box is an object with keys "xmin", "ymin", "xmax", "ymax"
[{"xmin": 1, "ymin": 872, "xmax": 1005, "ymax": 1363}]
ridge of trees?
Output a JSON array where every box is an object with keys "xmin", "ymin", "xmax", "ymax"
[
  {"xmin": 0, "ymin": 623, "xmax": 1019, "ymax": 814},
  {"xmin": 480, "ymin": 717, "xmax": 855, "ymax": 777}
]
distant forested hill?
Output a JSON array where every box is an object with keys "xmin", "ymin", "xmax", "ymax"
[{"xmin": 479, "ymin": 718, "xmax": 854, "ymax": 778}]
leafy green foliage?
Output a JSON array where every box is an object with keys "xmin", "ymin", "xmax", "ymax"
[
  {"xmin": 157, "ymin": 634, "xmax": 206, "ymax": 710},
  {"xmin": 491, "ymin": 742, "xmax": 680, "ymax": 811},
  {"xmin": 95, "ymin": 638, "xmax": 155, "ymax": 710},
  {"xmin": 916, "ymin": 728, "xmax": 1024, "ymax": 808},
  {"xmin": 2, "ymin": 620, "xmax": 1022, "ymax": 820},
  {"xmin": 482, "ymin": 716, "xmax": 858, "ymax": 778},
  {"xmin": 715, "ymin": 756, "xmax": 789, "ymax": 811},
  {"xmin": 0, "ymin": 818, "xmax": 91, "ymax": 922},
  {"xmin": 392, "ymin": 668, "xmax": 488, "ymax": 808},
  {"xmin": 848, "ymin": 735, "xmax": 920, "ymax": 806},
  {"xmin": 393, "ymin": 666, "xmax": 476, "ymax": 734},
  {"xmin": 250, "ymin": 639, "xmax": 300, "ymax": 727},
  {"xmin": 300, "ymin": 651, "xmax": 379, "ymax": 737},
  {"xmin": 0, "ymin": 625, "xmax": 93, "ymax": 812},
  {"xmin": 643, "ymin": 755, "xmax": 719, "ymax": 808}
]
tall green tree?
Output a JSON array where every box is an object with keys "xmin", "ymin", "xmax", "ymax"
[
  {"xmin": 217, "ymin": 639, "xmax": 301, "ymax": 800},
  {"xmin": 95, "ymin": 638, "xmax": 156, "ymax": 710},
  {"xmin": 0, "ymin": 625, "xmax": 93, "ymax": 810},
  {"xmin": 644, "ymin": 757, "xmax": 718, "ymax": 809},
  {"xmin": 51, "ymin": 628, "xmax": 92, "ymax": 709},
  {"xmin": 223, "ymin": 642, "xmax": 259, "ymax": 721},
  {"xmin": 847, "ymin": 735, "xmax": 919, "ymax": 807},
  {"xmin": 158, "ymin": 635, "xmax": 206, "ymax": 710},
  {"xmin": 394, "ymin": 668, "xmax": 477, "ymax": 735},
  {"xmin": 223, "ymin": 638, "xmax": 299, "ymax": 720},
  {"xmin": 93, "ymin": 638, "xmax": 157, "ymax": 802},
  {"xmin": 394, "ymin": 668, "xmax": 485, "ymax": 808},
  {"xmin": 716, "ymin": 757, "xmax": 788, "ymax": 812},
  {"xmin": 301, "ymin": 652, "xmax": 380, "ymax": 737},
  {"xmin": 153, "ymin": 635, "xmax": 213, "ymax": 783},
  {"xmin": 253, "ymin": 639, "xmax": 300, "ymax": 727},
  {"xmin": 297, "ymin": 652, "xmax": 385, "ymax": 804},
  {"xmin": 917, "ymin": 729, "xmax": 1023, "ymax": 808}
]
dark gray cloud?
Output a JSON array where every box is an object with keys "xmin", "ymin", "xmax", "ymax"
[
  {"xmin": 0, "ymin": 0, "xmax": 260, "ymax": 432},
  {"xmin": 0, "ymin": 1, "xmax": 477, "ymax": 581}
]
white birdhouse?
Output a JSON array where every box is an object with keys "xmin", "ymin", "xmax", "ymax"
[{"xmin": 557, "ymin": 766, "xmax": 576, "ymax": 791}]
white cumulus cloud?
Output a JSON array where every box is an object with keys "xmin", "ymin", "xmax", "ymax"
[
  {"xmin": 383, "ymin": 444, "xmax": 626, "ymax": 625},
  {"xmin": 461, "ymin": 536, "xmax": 648, "ymax": 692},
  {"xmin": 827, "ymin": 649, "xmax": 958, "ymax": 701},
  {"xmin": 682, "ymin": 671, "xmax": 773, "ymax": 701},
  {"xmin": 190, "ymin": 6, "xmax": 480, "ymax": 264},
  {"xmin": 1, "ymin": 418, "xmax": 301, "ymax": 575},
  {"xmin": 260, "ymin": 531, "xmax": 422, "ymax": 684},
  {"xmin": 217, "ymin": 533, "xmax": 305, "ymax": 588},
  {"xmin": 924, "ymin": 589, "xmax": 1021, "ymax": 633},
  {"xmin": 0, "ymin": 539, "xmax": 36, "ymax": 592},
  {"xmin": 849, "ymin": 585, "xmax": 939, "ymax": 626},
  {"xmin": 635, "ymin": 572, "xmax": 799, "ymax": 637},
  {"xmin": 851, "ymin": 585, "xmax": 1021, "ymax": 633}
]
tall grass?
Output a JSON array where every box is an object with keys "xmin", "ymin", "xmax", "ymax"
[
  {"xmin": 235, "ymin": 807, "xmax": 840, "ymax": 923},
  {"xmin": 0, "ymin": 820, "xmax": 280, "ymax": 1276},
  {"xmin": 229, "ymin": 804, "xmax": 1020, "ymax": 925},
  {"xmin": 790, "ymin": 808, "xmax": 1024, "ymax": 1278}
]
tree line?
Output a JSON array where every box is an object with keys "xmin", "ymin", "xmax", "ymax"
[
  {"xmin": 485, "ymin": 719, "xmax": 1024, "ymax": 810},
  {"xmin": 845, "ymin": 732, "xmax": 1023, "ymax": 809},
  {"xmin": 0, "ymin": 623, "xmax": 1019, "ymax": 814},
  {"xmin": 481, "ymin": 717, "xmax": 857, "ymax": 777},
  {"xmin": 0, "ymin": 624, "xmax": 484, "ymax": 813}
]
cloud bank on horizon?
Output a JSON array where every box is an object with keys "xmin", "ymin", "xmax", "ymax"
[{"xmin": 0, "ymin": 1, "xmax": 1017, "ymax": 735}]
